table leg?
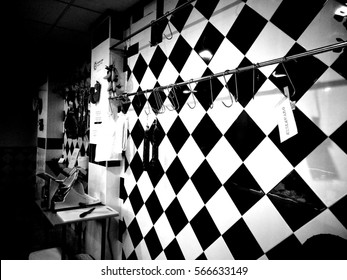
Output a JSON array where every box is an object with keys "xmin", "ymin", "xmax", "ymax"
[{"xmin": 101, "ymin": 219, "xmax": 107, "ymax": 260}]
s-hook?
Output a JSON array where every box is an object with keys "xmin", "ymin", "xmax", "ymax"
[
  {"xmin": 209, "ymin": 77, "xmax": 214, "ymax": 109},
  {"xmin": 166, "ymin": 85, "xmax": 180, "ymax": 111},
  {"xmin": 281, "ymin": 59, "xmax": 296, "ymax": 98},
  {"xmin": 222, "ymin": 70, "xmax": 233, "ymax": 107},
  {"xmin": 185, "ymin": 80, "xmax": 197, "ymax": 109}
]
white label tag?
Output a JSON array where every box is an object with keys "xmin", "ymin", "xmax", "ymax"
[{"xmin": 276, "ymin": 97, "xmax": 298, "ymax": 143}]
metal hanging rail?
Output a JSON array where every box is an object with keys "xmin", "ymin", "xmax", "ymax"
[
  {"xmin": 110, "ymin": 0, "xmax": 196, "ymax": 50},
  {"xmin": 119, "ymin": 40, "xmax": 346, "ymax": 98}
]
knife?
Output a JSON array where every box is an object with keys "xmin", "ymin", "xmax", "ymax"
[{"xmin": 79, "ymin": 207, "xmax": 95, "ymax": 218}]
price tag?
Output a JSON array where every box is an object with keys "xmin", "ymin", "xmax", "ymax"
[{"xmin": 276, "ymin": 88, "xmax": 298, "ymax": 143}]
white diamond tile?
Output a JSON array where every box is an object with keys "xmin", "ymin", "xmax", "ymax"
[
  {"xmin": 155, "ymin": 251, "xmax": 167, "ymax": 260},
  {"xmin": 135, "ymin": 239, "xmax": 152, "ymax": 260},
  {"xmin": 179, "ymin": 101, "xmax": 206, "ymax": 133},
  {"xmin": 157, "ymin": 109, "xmax": 178, "ymax": 134},
  {"xmin": 209, "ymin": 38, "xmax": 244, "ymax": 74},
  {"xmin": 207, "ymin": 137, "xmax": 242, "ymax": 185},
  {"xmin": 208, "ymin": 94, "xmax": 243, "ymax": 134},
  {"xmin": 122, "ymin": 230, "xmax": 135, "ymax": 259},
  {"xmin": 204, "ymin": 236, "xmax": 235, "ymax": 260},
  {"xmin": 139, "ymin": 67, "xmax": 157, "ymax": 91},
  {"xmin": 137, "ymin": 172, "xmax": 154, "ymax": 202},
  {"xmin": 154, "ymin": 214, "xmax": 176, "ymax": 250},
  {"xmin": 206, "ymin": 187, "xmax": 241, "ymax": 234},
  {"xmin": 157, "ymin": 60, "xmax": 180, "ymax": 87},
  {"xmin": 246, "ymin": 21, "xmax": 295, "ymax": 77},
  {"xmin": 136, "ymin": 205, "xmax": 154, "ymax": 237},
  {"xmin": 245, "ymin": 83, "xmax": 284, "ymax": 135},
  {"xmin": 176, "ymin": 224, "xmax": 204, "ymax": 260},
  {"xmin": 158, "ymin": 136, "xmax": 177, "ymax": 172},
  {"xmin": 210, "ymin": 0, "xmax": 246, "ymax": 36},
  {"xmin": 296, "ymin": 138, "xmax": 347, "ymax": 207},
  {"xmin": 294, "ymin": 209, "xmax": 347, "ymax": 244},
  {"xmin": 178, "ymin": 137, "xmax": 204, "ymax": 177},
  {"xmin": 122, "ymin": 198, "xmax": 135, "ymax": 226},
  {"xmin": 180, "ymin": 50, "xmax": 207, "ymax": 82},
  {"xmin": 245, "ymin": 137, "xmax": 293, "ymax": 194},
  {"xmin": 180, "ymin": 8, "xmax": 207, "ymax": 49},
  {"xmin": 243, "ymin": 196, "xmax": 293, "ymax": 253},
  {"xmin": 177, "ymin": 180, "xmax": 205, "ymax": 221},
  {"xmin": 155, "ymin": 174, "xmax": 176, "ymax": 211},
  {"xmin": 247, "ymin": 0, "xmax": 282, "ymax": 20},
  {"xmin": 297, "ymin": 68, "xmax": 347, "ymax": 136}
]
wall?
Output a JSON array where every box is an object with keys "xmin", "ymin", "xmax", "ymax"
[{"xmin": 117, "ymin": 0, "xmax": 347, "ymax": 260}]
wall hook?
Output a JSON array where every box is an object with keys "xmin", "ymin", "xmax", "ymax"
[
  {"xmin": 222, "ymin": 70, "xmax": 234, "ymax": 108},
  {"xmin": 209, "ymin": 77, "xmax": 214, "ymax": 109},
  {"xmin": 166, "ymin": 85, "xmax": 179, "ymax": 111},
  {"xmin": 185, "ymin": 80, "xmax": 197, "ymax": 109},
  {"xmin": 281, "ymin": 59, "xmax": 296, "ymax": 98},
  {"xmin": 164, "ymin": 18, "xmax": 173, "ymax": 40}
]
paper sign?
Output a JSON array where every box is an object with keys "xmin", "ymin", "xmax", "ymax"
[
  {"xmin": 276, "ymin": 97, "xmax": 298, "ymax": 143},
  {"xmin": 68, "ymin": 148, "xmax": 80, "ymax": 168}
]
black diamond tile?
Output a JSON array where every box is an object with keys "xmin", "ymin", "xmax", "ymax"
[
  {"xmin": 129, "ymin": 185, "xmax": 145, "ymax": 215},
  {"xmin": 195, "ymin": 0, "xmax": 219, "ymax": 20},
  {"xmin": 130, "ymin": 152, "xmax": 143, "ymax": 181},
  {"xmin": 330, "ymin": 121, "xmax": 347, "ymax": 154},
  {"xmin": 194, "ymin": 68, "xmax": 223, "ymax": 110},
  {"xmin": 270, "ymin": 0, "xmax": 327, "ymax": 41},
  {"xmin": 168, "ymin": 35, "xmax": 192, "ymax": 73},
  {"xmin": 224, "ymin": 164, "xmax": 265, "ymax": 215},
  {"xmin": 166, "ymin": 157, "xmax": 189, "ymax": 194},
  {"xmin": 330, "ymin": 195, "xmax": 347, "ymax": 230},
  {"xmin": 165, "ymin": 198, "xmax": 189, "ymax": 235},
  {"xmin": 144, "ymin": 227, "xmax": 163, "ymax": 260},
  {"xmin": 194, "ymin": 22, "xmax": 224, "ymax": 64},
  {"xmin": 224, "ymin": 110, "xmax": 266, "ymax": 161},
  {"xmin": 147, "ymin": 161, "xmax": 165, "ymax": 187},
  {"xmin": 190, "ymin": 207, "xmax": 221, "ymax": 250},
  {"xmin": 127, "ymin": 250, "xmax": 138, "ymax": 260},
  {"xmin": 149, "ymin": 46, "xmax": 167, "ymax": 79},
  {"xmin": 170, "ymin": 0, "xmax": 194, "ymax": 33},
  {"xmin": 128, "ymin": 218, "xmax": 143, "ymax": 249},
  {"xmin": 164, "ymin": 238, "xmax": 185, "ymax": 260},
  {"xmin": 131, "ymin": 119, "xmax": 145, "ymax": 149},
  {"xmin": 192, "ymin": 114, "xmax": 223, "ymax": 156},
  {"xmin": 145, "ymin": 191, "xmax": 164, "ymax": 224},
  {"xmin": 269, "ymin": 43, "xmax": 328, "ymax": 102},
  {"xmin": 222, "ymin": 218, "xmax": 264, "ymax": 260},
  {"xmin": 167, "ymin": 116, "xmax": 190, "ymax": 153},
  {"xmin": 226, "ymin": 5, "xmax": 267, "ymax": 55},
  {"xmin": 196, "ymin": 252, "xmax": 207, "ymax": 260},
  {"xmin": 132, "ymin": 87, "xmax": 147, "ymax": 116},
  {"xmin": 225, "ymin": 57, "xmax": 267, "ymax": 107},
  {"xmin": 266, "ymin": 234, "xmax": 303, "ymax": 260},
  {"xmin": 191, "ymin": 160, "xmax": 222, "ymax": 204},
  {"xmin": 268, "ymin": 170, "xmax": 326, "ymax": 232},
  {"xmin": 331, "ymin": 50, "xmax": 347, "ymax": 80},
  {"xmin": 132, "ymin": 53, "xmax": 148, "ymax": 84},
  {"xmin": 268, "ymin": 108, "xmax": 327, "ymax": 167}
]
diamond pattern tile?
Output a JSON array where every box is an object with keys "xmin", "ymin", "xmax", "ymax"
[
  {"xmin": 144, "ymin": 227, "xmax": 163, "ymax": 260},
  {"xmin": 165, "ymin": 198, "xmax": 189, "ymax": 236},
  {"xmin": 168, "ymin": 35, "xmax": 192, "ymax": 73},
  {"xmin": 166, "ymin": 156, "xmax": 189, "ymax": 194},
  {"xmin": 191, "ymin": 160, "xmax": 222, "ymax": 204},
  {"xmin": 149, "ymin": 46, "xmax": 167, "ymax": 79},
  {"xmin": 132, "ymin": 54, "xmax": 148, "ymax": 84},
  {"xmin": 194, "ymin": 22, "xmax": 224, "ymax": 64},
  {"xmin": 270, "ymin": 0, "xmax": 327, "ymax": 41},
  {"xmin": 224, "ymin": 164, "xmax": 265, "ymax": 215},
  {"xmin": 192, "ymin": 113, "xmax": 223, "ymax": 157},
  {"xmin": 330, "ymin": 121, "xmax": 347, "ymax": 154},
  {"xmin": 195, "ymin": 0, "xmax": 219, "ymax": 20},
  {"xmin": 145, "ymin": 190, "xmax": 164, "ymax": 224},
  {"xmin": 191, "ymin": 206, "xmax": 221, "ymax": 250},
  {"xmin": 226, "ymin": 4, "xmax": 268, "ymax": 55},
  {"xmin": 167, "ymin": 116, "xmax": 190, "ymax": 153},
  {"xmin": 222, "ymin": 218, "xmax": 264, "ymax": 260},
  {"xmin": 164, "ymin": 238, "xmax": 185, "ymax": 260},
  {"xmin": 330, "ymin": 195, "xmax": 347, "ymax": 230},
  {"xmin": 170, "ymin": 0, "xmax": 194, "ymax": 33},
  {"xmin": 268, "ymin": 170, "xmax": 327, "ymax": 232},
  {"xmin": 225, "ymin": 110, "xmax": 266, "ymax": 161}
]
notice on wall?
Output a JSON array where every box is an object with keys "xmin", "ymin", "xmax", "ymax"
[{"xmin": 275, "ymin": 90, "xmax": 298, "ymax": 143}]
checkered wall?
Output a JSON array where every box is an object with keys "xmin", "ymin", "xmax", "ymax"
[{"xmin": 119, "ymin": 0, "xmax": 347, "ymax": 260}]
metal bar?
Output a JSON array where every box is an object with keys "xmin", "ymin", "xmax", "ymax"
[
  {"xmin": 121, "ymin": 41, "xmax": 346, "ymax": 98},
  {"xmin": 110, "ymin": 0, "xmax": 196, "ymax": 50}
]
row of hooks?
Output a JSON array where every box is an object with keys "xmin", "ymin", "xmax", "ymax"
[
  {"xmin": 116, "ymin": 41, "xmax": 346, "ymax": 114},
  {"xmin": 135, "ymin": 60, "xmax": 296, "ymax": 115}
]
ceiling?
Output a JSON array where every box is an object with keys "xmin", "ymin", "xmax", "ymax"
[{"xmin": 17, "ymin": 0, "xmax": 143, "ymax": 49}]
